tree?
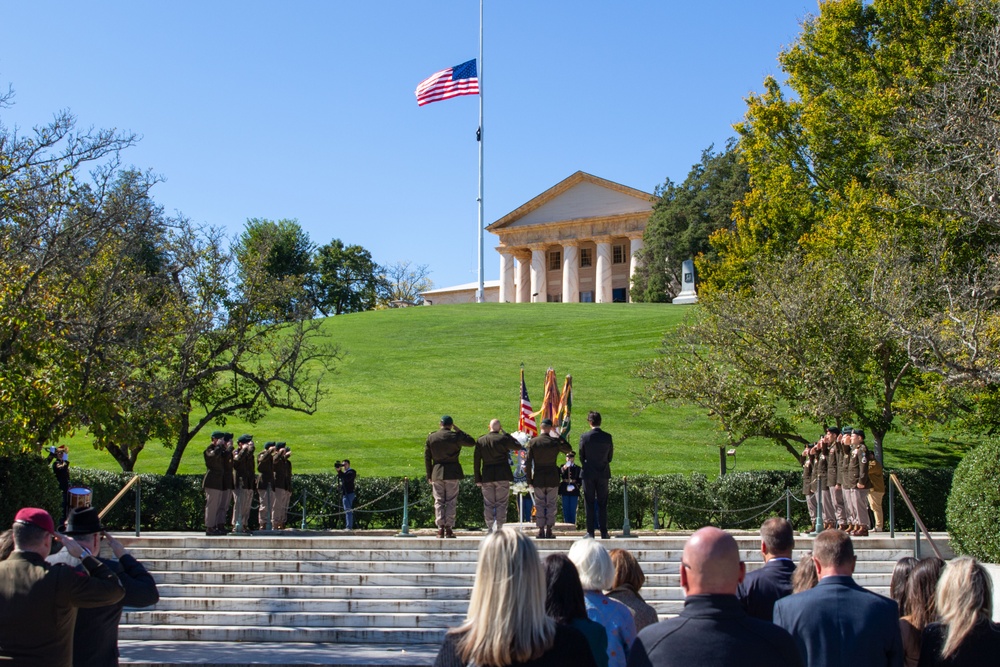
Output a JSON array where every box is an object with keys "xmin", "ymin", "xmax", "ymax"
[
  {"xmin": 312, "ymin": 239, "xmax": 386, "ymax": 316},
  {"xmin": 233, "ymin": 218, "xmax": 314, "ymax": 319},
  {"xmin": 631, "ymin": 140, "xmax": 748, "ymax": 302},
  {"xmin": 378, "ymin": 261, "xmax": 432, "ymax": 306}
]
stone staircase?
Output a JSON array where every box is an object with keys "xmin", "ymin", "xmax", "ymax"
[{"xmin": 115, "ymin": 528, "xmax": 941, "ymax": 648}]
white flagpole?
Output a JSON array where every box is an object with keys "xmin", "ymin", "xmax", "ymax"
[{"xmin": 476, "ymin": 0, "xmax": 485, "ymax": 303}]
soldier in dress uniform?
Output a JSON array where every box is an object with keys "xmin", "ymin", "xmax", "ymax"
[
  {"xmin": 802, "ymin": 442, "xmax": 817, "ymax": 529},
  {"xmin": 474, "ymin": 419, "xmax": 523, "ymax": 533},
  {"xmin": 833, "ymin": 427, "xmax": 851, "ymax": 530},
  {"xmin": 256, "ymin": 442, "xmax": 276, "ymax": 530},
  {"xmin": 526, "ymin": 418, "xmax": 573, "ymax": 539},
  {"xmin": 272, "ymin": 443, "xmax": 293, "ymax": 530},
  {"xmin": 203, "ymin": 431, "xmax": 234, "ymax": 536},
  {"xmin": 231, "ymin": 434, "xmax": 255, "ymax": 534},
  {"xmin": 845, "ymin": 429, "xmax": 871, "ymax": 536},
  {"xmin": 425, "ymin": 415, "xmax": 476, "ymax": 538}
]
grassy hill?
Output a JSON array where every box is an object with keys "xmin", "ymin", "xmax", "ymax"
[{"xmin": 65, "ymin": 303, "xmax": 971, "ymax": 477}]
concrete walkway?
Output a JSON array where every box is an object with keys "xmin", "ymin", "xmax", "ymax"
[{"xmin": 120, "ymin": 641, "xmax": 439, "ymax": 667}]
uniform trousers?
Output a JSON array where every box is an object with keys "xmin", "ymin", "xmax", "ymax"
[
  {"xmin": 480, "ymin": 481, "xmax": 510, "ymax": 530},
  {"xmin": 832, "ymin": 486, "xmax": 847, "ymax": 524},
  {"xmin": 205, "ymin": 488, "xmax": 230, "ymax": 528},
  {"xmin": 232, "ymin": 488, "xmax": 253, "ymax": 528},
  {"xmin": 532, "ymin": 486, "xmax": 559, "ymax": 528},
  {"xmin": 868, "ymin": 490, "xmax": 885, "ymax": 531},
  {"xmin": 258, "ymin": 487, "xmax": 274, "ymax": 528},
  {"xmin": 806, "ymin": 493, "xmax": 817, "ymax": 523},
  {"xmin": 820, "ymin": 488, "xmax": 834, "ymax": 524},
  {"xmin": 848, "ymin": 487, "xmax": 870, "ymax": 528},
  {"xmin": 273, "ymin": 488, "xmax": 291, "ymax": 527},
  {"xmin": 431, "ymin": 479, "xmax": 460, "ymax": 528}
]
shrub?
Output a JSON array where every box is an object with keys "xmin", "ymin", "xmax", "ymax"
[
  {"xmin": 0, "ymin": 456, "xmax": 62, "ymax": 528},
  {"xmin": 946, "ymin": 439, "xmax": 1000, "ymax": 561}
]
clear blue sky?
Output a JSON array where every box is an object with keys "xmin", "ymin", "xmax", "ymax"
[{"xmin": 1, "ymin": 1, "xmax": 814, "ymax": 291}]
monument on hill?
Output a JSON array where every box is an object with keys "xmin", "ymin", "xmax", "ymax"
[{"xmin": 672, "ymin": 259, "xmax": 698, "ymax": 304}]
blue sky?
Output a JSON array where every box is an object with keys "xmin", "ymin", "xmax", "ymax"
[{"xmin": 1, "ymin": 1, "xmax": 814, "ymax": 290}]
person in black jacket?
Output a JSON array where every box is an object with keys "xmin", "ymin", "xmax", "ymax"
[
  {"xmin": 579, "ymin": 411, "xmax": 613, "ymax": 539},
  {"xmin": 737, "ymin": 517, "xmax": 797, "ymax": 621},
  {"xmin": 336, "ymin": 459, "xmax": 357, "ymax": 530},
  {"xmin": 52, "ymin": 507, "xmax": 159, "ymax": 667},
  {"xmin": 559, "ymin": 452, "xmax": 582, "ymax": 526},
  {"xmin": 627, "ymin": 527, "xmax": 802, "ymax": 667}
]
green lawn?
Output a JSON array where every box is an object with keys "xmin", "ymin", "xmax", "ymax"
[{"xmin": 63, "ymin": 303, "xmax": 974, "ymax": 477}]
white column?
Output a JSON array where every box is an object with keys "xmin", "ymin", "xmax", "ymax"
[
  {"xmin": 595, "ymin": 237, "xmax": 612, "ymax": 303},
  {"xmin": 628, "ymin": 235, "xmax": 644, "ymax": 303},
  {"xmin": 529, "ymin": 245, "xmax": 547, "ymax": 302},
  {"xmin": 515, "ymin": 252, "xmax": 531, "ymax": 303},
  {"xmin": 498, "ymin": 250, "xmax": 515, "ymax": 303},
  {"xmin": 562, "ymin": 242, "xmax": 579, "ymax": 303}
]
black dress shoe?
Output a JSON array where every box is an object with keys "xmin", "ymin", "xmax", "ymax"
[{"xmin": 600, "ymin": 531, "xmax": 611, "ymax": 539}]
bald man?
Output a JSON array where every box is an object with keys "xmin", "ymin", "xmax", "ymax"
[
  {"xmin": 626, "ymin": 527, "xmax": 802, "ymax": 667},
  {"xmin": 474, "ymin": 419, "xmax": 523, "ymax": 532},
  {"xmin": 773, "ymin": 530, "xmax": 902, "ymax": 667}
]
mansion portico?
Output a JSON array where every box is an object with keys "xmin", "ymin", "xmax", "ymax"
[{"xmin": 487, "ymin": 171, "xmax": 653, "ymax": 303}]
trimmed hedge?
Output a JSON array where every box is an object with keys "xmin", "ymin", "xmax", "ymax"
[
  {"xmin": 0, "ymin": 459, "xmax": 955, "ymax": 533},
  {"xmin": 946, "ymin": 438, "xmax": 1000, "ymax": 561},
  {"xmin": 0, "ymin": 456, "xmax": 62, "ymax": 528}
]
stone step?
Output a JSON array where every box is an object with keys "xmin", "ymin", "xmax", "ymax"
[
  {"xmin": 122, "ymin": 610, "xmax": 464, "ymax": 628},
  {"xmin": 120, "ymin": 624, "xmax": 449, "ymax": 644},
  {"xmin": 151, "ymin": 584, "xmax": 471, "ymax": 600},
  {"xmin": 128, "ymin": 597, "xmax": 473, "ymax": 614}
]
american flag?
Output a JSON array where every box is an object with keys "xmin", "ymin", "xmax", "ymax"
[
  {"xmin": 518, "ymin": 368, "xmax": 537, "ymax": 436},
  {"xmin": 415, "ymin": 59, "xmax": 479, "ymax": 106}
]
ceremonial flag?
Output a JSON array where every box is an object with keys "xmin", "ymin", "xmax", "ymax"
[
  {"xmin": 415, "ymin": 59, "xmax": 479, "ymax": 106},
  {"xmin": 556, "ymin": 375, "xmax": 572, "ymax": 438},
  {"xmin": 538, "ymin": 368, "xmax": 560, "ymax": 426},
  {"xmin": 518, "ymin": 368, "xmax": 537, "ymax": 436}
]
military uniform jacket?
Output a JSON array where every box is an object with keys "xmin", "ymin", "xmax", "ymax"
[
  {"xmin": 474, "ymin": 431, "xmax": 522, "ymax": 483},
  {"xmin": 559, "ymin": 462, "xmax": 582, "ymax": 496},
  {"xmin": 203, "ymin": 444, "xmax": 233, "ymax": 491},
  {"xmin": 425, "ymin": 428, "xmax": 476, "ymax": 480},
  {"xmin": 836, "ymin": 443, "xmax": 850, "ymax": 486},
  {"xmin": 0, "ymin": 551, "xmax": 125, "ymax": 667},
  {"xmin": 869, "ymin": 457, "xmax": 885, "ymax": 493},
  {"xmin": 274, "ymin": 453, "xmax": 292, "ymax": 492},
  {"xmin": 822, "ymin": 447, "xmax": 836, "ymax": 488},
  {"xmin": 232, "ymin": 444, "xmax": 256, "ymax": 490},
  {"xmin": 815, "ymin": 449, "xmax": 828, "ymax": 488},
  {"xmin": 527, "ymin": 433, "xmax": 572, "ymax": 488},
  {"xmin": 72, "ymin": 554, "xmax": 160, "ymax": 667},
  {"xmin": 256, "ymin": 450, "xmax": 275, "ymax": 489},
  {"xmin": 846, "ymin": 445, "xmax": 871, "ymax": 488}
]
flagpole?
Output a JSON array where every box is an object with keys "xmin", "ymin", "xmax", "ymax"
[{"xmin": 476, "ymin": 0, "xmax": 485, "ymax": 303}]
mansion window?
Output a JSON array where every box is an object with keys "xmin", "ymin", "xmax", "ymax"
[
  {"xmin": 613, "ymin": 244, "xmax": 626, "ymax": 264},
  {"xmin": 612, "ymin": 288, "xmax": 627, "ymax": 303},
  {"xmin": 547, "ymin": 293, "xmax": 562, "ymax": 302},
  {"xmin": 548, "ymin": 250, "xmax": 561, "ymax": 271},
  {"xmin": 580, "ymin": 248, "xmax": 593, "ymax": 268},
  {"xmin": 580, "ymin": 291, "xmax": 594, "ymax": 303}
]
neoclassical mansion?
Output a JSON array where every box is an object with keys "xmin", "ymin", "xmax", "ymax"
[{"xmin": 422, "ymin": 172, "xmax": 652, "ymax": 305}]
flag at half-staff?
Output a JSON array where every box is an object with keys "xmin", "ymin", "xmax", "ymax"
[
  {"xmin": 518, "ymin": 367, "xmax": 538, "ymax": 437},
  {"xmin": 555, "ymin": 375, "xmax": 572, "ymax": 438}
]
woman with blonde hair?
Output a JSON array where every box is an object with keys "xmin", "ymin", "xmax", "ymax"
[
  {"xmin": 917, "ymin": 556, "xmax": 1000, "ymax": 666},
  {"xmin": 568, "ymin": 539, "xmax": 636, "ymax": 667},
  {"xmin": 790, "ymin": 551, "xmax": 818, "ymax": 594},
  {"xmin": 434, "ymin": 528, "xmax": 598, "ymax": 667}
]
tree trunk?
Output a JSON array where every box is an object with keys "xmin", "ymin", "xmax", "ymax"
[
  {"xmin": 719, "ymin": 447, "xmax": 727, "ymax": 476},
  {"xmin": 166, "ymin": 412, "xmax": 191, "ymax": 476},
  {"xmin": 105, "ymin": 443, "xmax": 139, "ymax": 472}
]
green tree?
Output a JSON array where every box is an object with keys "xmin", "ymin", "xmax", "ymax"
[
  {"xmin": 234, "ymin": 218, "xmax": 314, "ymax": 319},
  {"xmin": 378, "ymin": 261, "xmax": 432, "ymax": 307},
  {"xmin": 312, "ymin": 239, "xmax": 386, "ymax": 316},
  {"xmin": 632, "ymin": 140, "xmax": 748, "ymax": 302}
]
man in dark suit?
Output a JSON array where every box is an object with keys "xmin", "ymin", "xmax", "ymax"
[
  {"xmin": 0, "ymin": 507, "xmax": 125, "ymax": 667},
  {"xmin": 773, "ymin": 529, "xmax": 903, "ymax": 667},
  {"xmin": 425, "ymin": 415, "xmax": 476, "ymax": 538},
  {"xmin": 626, "ymin": 526, "xmax": 802, "ymax": 667},
  {"xmin": 737, "ymin": 517, "xmax": 797, "ymax": 621},
  {"xmin": 580, "ymin": 411, "xmax": 613, "ymax": 538}
]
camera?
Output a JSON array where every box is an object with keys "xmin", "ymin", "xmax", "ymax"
[{"xmin": 334, "ymin": 461, "xmax": 344, "ymax": 469}]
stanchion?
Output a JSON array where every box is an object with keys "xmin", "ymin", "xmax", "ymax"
[
  {"xmin": 397, "ymin": 478, "xmax": 415, "ymax": 537},
  {"xmin": 134, "ymin": 476, "xmax": 141, "ymax": 538},
  {"xmin": 652, "ymin": 489, "xmax": 660, "ymax": 530},
  {"xmin": 888, "ymin": 482, "xmax": 895, "ymax": 538},
  {"xmin": 914, "ymin": 519, "xmax": 921, "ymax": 559},
  {"xmin": 620, "ymin": 476, "xmax": 636, "ymax": 538}
]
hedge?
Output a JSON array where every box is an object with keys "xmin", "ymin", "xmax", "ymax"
[
  {"xmin": 946, "ymin": 438, "xmax": 1000, "ymax": 561},
  {"xmin": 0, "ymin": 459, "xmax": 955, "ymax": 533}
]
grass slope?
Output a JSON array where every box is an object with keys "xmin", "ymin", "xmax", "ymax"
[{"xmin": 65, "ymin": 303, "xmax": 969, "ymax": 476}]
